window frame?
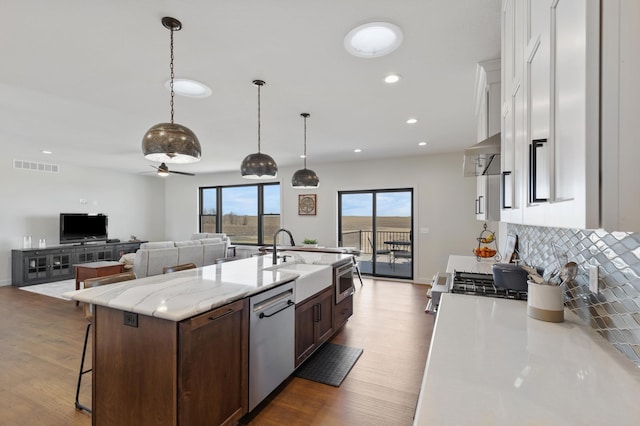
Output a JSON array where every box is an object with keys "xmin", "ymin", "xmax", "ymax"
[{"xmin": 199, "ymin": 182, "xmax": 280, "ymax": 246}]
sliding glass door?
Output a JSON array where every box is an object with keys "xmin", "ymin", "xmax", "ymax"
[{"xmin": 338, "ymin": 189, "xmax": 413, "ymax": 279}]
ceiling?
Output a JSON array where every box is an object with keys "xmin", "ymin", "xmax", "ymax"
[{"xmin": 1, "ymin": 0, "xmax": 501, "ymax": 176}]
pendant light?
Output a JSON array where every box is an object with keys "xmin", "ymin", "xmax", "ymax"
[
  {"xmin": 142, "ymin": 17, "xmax": 201, "ymax": 164},
  {"xmin": 291, "ymin": 113, "xmax": 320, "ymax": 188},
  {"xmin": 240, "ymin": 80, "xmax": 278, "ymax": 179}
]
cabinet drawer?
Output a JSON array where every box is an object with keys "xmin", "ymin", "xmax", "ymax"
[
  {"xmin": 187, "ymin": 299, "xmax": 244, "ymax": 331},
  {"xmin": 334, "ymin": 295, "xmax": 353, "ymax": 328}
]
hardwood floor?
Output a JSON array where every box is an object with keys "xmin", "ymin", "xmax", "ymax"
[{"xmin": 0, "ymin": 278, "xmax": 434, "ymax": 426}]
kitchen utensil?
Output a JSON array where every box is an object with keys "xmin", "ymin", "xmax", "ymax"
[{"xmin": 559, "ymin": 261, "xmax": 578, "ymax": 286}]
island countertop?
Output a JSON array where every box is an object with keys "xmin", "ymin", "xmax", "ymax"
[
  {"xmin": 64, "ymin": 255, "xmax": 303, "ymax": 322},
  {"xmin": 414, "ymin": 293, "xmax": 640, "ymax": 425}
]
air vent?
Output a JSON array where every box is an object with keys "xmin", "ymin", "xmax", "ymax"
[{"xmin": 13, "ymin": 160, "xmax": 60, "ymax": 173}]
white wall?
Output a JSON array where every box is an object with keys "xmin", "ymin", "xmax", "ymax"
[
  {"xmin": 0, "ymin": 162, "xmax": 166, "ymax": 285},
  {"xmin": 164, "ymin": 152, "xmax": 482, "ymax": 284}
]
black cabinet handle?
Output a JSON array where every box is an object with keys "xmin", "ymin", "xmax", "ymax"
[
  {"xmin": 501, "ymin": 171, "xmax": 512, "ymax": 209},
  {"xmin": 478, "ymin": 195, "xmax": 484, "ymax": 215},
  {"xmin": 529, "ymin": 138, "xmax": 548, "ymax": 203}
]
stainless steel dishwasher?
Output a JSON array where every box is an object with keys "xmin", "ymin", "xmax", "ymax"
[{"xmin": 249, "ymin": 281, "xmax": 295, "ymax": 411}]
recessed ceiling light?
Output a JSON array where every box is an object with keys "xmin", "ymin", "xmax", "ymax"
[
  {"xmin": 299, "ymin": 154, "xmax": 306, "ymax": 158},
  {"xmin": 406, "ymin": 118, "xmax": 418, "ymax": 124},
  {"xmin": 344, "ymin": 22, "xmax": 403, "ymax": 58},
  {"xmin": 418, "ymin": 141, "xmax": 427, "ymax": 146},
  {"xmin": 164, "ymin": 78, "xmax": 212, "ymax": 98},
  {"xmin": 384, "ymin": 74, "xmax": 402, "ymax": 84},
  {"xmin": 41, "ymin": 150, "xmax": 52, "ymax": 154},
  {"xmin": 354, "ymin": 149, "xmax": 362, "ymax": 153}
]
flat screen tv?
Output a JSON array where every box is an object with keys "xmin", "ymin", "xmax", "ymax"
[{"xmin": 59, "ymin": 213, "xmax": 108, "ymax": 244}]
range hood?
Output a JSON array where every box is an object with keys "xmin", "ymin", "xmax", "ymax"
[{"xmin": 463, "ymin": 132, "xmax": 501, "ymax": 177}]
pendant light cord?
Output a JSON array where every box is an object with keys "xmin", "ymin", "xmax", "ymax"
[
  {"xmin": 303, "ymin": 115, "xmax": 308, "ymax": 169},
  {"xmin": 257, "ymin": 83, "xmax": 261, "ymax": 153},
  {"xmin": 169, "ymin": 27, "xmax": 175, "ymax": 124}
]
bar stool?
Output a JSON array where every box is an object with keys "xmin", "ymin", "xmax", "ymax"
[
  {"xmin": 75, "ymin": 271, "xmax": 137, "ymax": 414},
  {"xmin": 162, "ymin": 263, "xmax": 197, "ymax": 274}
]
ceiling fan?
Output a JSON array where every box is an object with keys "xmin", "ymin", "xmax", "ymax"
[{"xmin": 150, "ymin": 162, "xmax": 195, "ymax": 177}]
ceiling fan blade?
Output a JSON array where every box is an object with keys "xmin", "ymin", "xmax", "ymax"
[{"xmin": 168, "ymin": 170, "xmax": 195, "ymax": 176}]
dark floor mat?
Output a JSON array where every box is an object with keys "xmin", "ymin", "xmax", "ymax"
[{"xmin": 294, "ymin": 343, "xmax": 363, "ymax": 387}]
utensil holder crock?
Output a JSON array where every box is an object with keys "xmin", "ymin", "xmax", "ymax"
[{"xmin": 527, "ymin": 281, "xmax": 564, "ymax": 323}]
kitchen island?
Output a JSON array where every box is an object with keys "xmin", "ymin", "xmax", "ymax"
[
  {"xmin": 65, "ymin": 253, "xmax": 353, "ymax": 426},
  {"xmin": 414, "ymin": 293, "xmax": 640, "ymax": 425}
]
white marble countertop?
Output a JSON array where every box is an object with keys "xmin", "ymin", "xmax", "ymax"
[
  {"xmin": 64, "ymin": 255, "xmax": 304, "ymax": 322},
  {"xmin": 414, "ymin": 293, "xmax": 640, "ymax": 425}
]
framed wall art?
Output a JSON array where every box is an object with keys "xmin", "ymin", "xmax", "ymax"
[{"xmin": 298, "ymin": 194, "xmax": 317, "ymax": 216}]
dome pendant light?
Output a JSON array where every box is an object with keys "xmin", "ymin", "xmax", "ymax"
[
  {"xmin": 291, "ymin": 113, "xmax": 320, "ymax": 188},
  {"xmin": 142, "ymin": 17, "xmax": 201, "ymax": 164},
  {"xmin": 240, "ymin": 80, "xmax": 278, "ymax": 179}
]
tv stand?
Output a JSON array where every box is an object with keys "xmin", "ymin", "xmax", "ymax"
[{"xmin": 11, "ymin": 241, "xmax": 146, "ymax": 287}]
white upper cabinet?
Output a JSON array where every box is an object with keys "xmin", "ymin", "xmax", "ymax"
[
  {"xmin": 500, "ymin": 0, "xmax": 524, "ymax": 224},
  {"xmin": 474, "ymin": 60, "xmax": 501, "ymax": 222},
  {"xmin": 501, "ymin": 0, "xmax": 639, "ymax": 231},
  {"xmin": 600, "ymin": 0, "xmax": 640, "ymax": 232}
]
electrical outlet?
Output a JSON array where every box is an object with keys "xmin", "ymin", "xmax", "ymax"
[
  {"xmin": 123, "ymin": 311, "xmax": 138, "ymax": 328},
  {"xmin": 589, "ymin": 265, "xmax": 599, "ymax": 293}
]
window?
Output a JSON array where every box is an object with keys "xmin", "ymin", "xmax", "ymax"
[{"xmin": 199, "ymin": 183, "xmax": 280, "ymax": 245}]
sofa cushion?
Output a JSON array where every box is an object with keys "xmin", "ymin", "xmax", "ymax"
[
  {"xmin": 203, "ymin": 242, "xmax": 226, "ymax": 265},
  {"xmin": 140, "ymin": 241, "xmax": 175, "ymax": 250},
  {"xmin": 145, "ymin": 248, "xmax": 179, "ymax": 277},
  {"xmin": 174, "ymin": 240, "xmax": 202, "ymax": 247},
  {"xmin": 119, "ymin": 253, "xmax": 136, "ymax": 270},
  {"xmin": 177, "ymin": 244, "xmax": 205, "ymax": 267},
  {"xmin": 198, "ymin": 238, "xmax": 222, "ymax": 245}
]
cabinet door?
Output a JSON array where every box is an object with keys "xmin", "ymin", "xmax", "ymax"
[
  {"xmin": 295, "ymin": 298, "xmax": 318, "ymax": 366},
  {"xmin": 315, "ymin": 289, "xmax": 334, "ymax": 345},
  {"xmin": 178, "ymin": 299, "xmax": 248, "ymax": 426},
  {"xmin": 49, "ymin": 252, "xmax": 73, "ymax": 279},
  {"xmin": 523, "ymin": 0, "xmax": 552, "ymax": 225},
  {"xmin": 24, "ymin": 253, "xmax": 48, "ymax": 282},
  {"xmin": 544, "ymin": 0, "xmax": 600, "ymax": 228}
]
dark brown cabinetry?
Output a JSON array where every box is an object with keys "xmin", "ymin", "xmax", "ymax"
[
  {"xmin": 333, "ymin": 292, "xmax": 353, "ymax": 330},
  {"xmin": 11, "ymin": 241, "xmax": 144, "ymax": 286},
  {"xmin": 295, "ymin": 287, "xmax": 334, "ymax": 366},
  {"xmin": 178, "ymin": 299, "xmax": 248, "ymax": 426},
  {"xmin": 93, "ymin": 299, "xmax": 248, "ymax": 426}
]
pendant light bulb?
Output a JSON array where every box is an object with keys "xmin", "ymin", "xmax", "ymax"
[
  {"xmin": 241, "ymin": 80, "xmax": 278, "ymax": 179},
  {"xmin": 142, "ymin": 17, "xmax": 201, "ymax": 164},
  {"xmin": 292, "ymin": 113, "xmax": 320, "ymax": 188}
]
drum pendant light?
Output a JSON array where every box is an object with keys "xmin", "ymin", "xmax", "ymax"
[
  {"xmin": 142, "ymin": 17, "xmax": 201, "ymax": 164},
  {"xmin": 291, "ymin": 113, "xmax": 320, "ymax": 188},
  {"xmin": 240, "ymin": 80, "xmax": 278, "ymax": 179}
]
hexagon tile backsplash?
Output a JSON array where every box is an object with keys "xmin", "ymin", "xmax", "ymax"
[{"xmin": 508, "ymin": 224, "xmax": 640, "ymax": 367}]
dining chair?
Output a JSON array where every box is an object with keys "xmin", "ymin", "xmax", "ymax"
[
  {"xmin": 162, "ymin": 263, "xmax": 197, "ymax": 274},
  {"xmin": 368, "ymin": 237, "xmax": 391, "ymax": 264},
  {"xmin": 75, "ymin": 271, "xmax": 137, "ymax": 414}
]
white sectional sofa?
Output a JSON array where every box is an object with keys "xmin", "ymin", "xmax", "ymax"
[{"xmin": 133, "ymin": 236, "xmax": 228, "ymax": 278}]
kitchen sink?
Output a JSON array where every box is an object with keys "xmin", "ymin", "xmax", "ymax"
[{"xmin": 263, "ymin": 263, "xmax": 332, "ymax": 303}]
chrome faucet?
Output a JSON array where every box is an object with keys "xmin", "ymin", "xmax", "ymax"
[{"xmin": 273, "ymin": 228, "xmax": 296, "ymax": 264}]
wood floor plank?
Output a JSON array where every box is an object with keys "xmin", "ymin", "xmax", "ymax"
[{"xmin": 0, "ymin": 278, "xmax": 434, "ymax": 426}]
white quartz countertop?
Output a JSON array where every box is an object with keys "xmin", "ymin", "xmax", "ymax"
[
  {"xmin": 64, "ymin": 255, "xmax": 306, "ymax": 322},
  {"xmin": 414, "ymin": 293, "xmax": 640, "ymax": 425}
]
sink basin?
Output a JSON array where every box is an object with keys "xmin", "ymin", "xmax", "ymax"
[{"xmin": 263, "ymin": 263, "xmax": 332, "ymax": 303}]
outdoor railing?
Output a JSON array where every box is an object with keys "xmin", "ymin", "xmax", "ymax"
[{"xmin": 342, "ymin": 230, "xmax": 411, "ymax": 254}]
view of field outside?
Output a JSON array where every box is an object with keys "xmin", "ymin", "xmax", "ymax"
[
  {"xmin": 340, "ymin": 192, "xmax": 412, "ymax": 254},
  {"xmin": 200, "ymin": 184, "xmax": 280, "ymax": 244}
]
